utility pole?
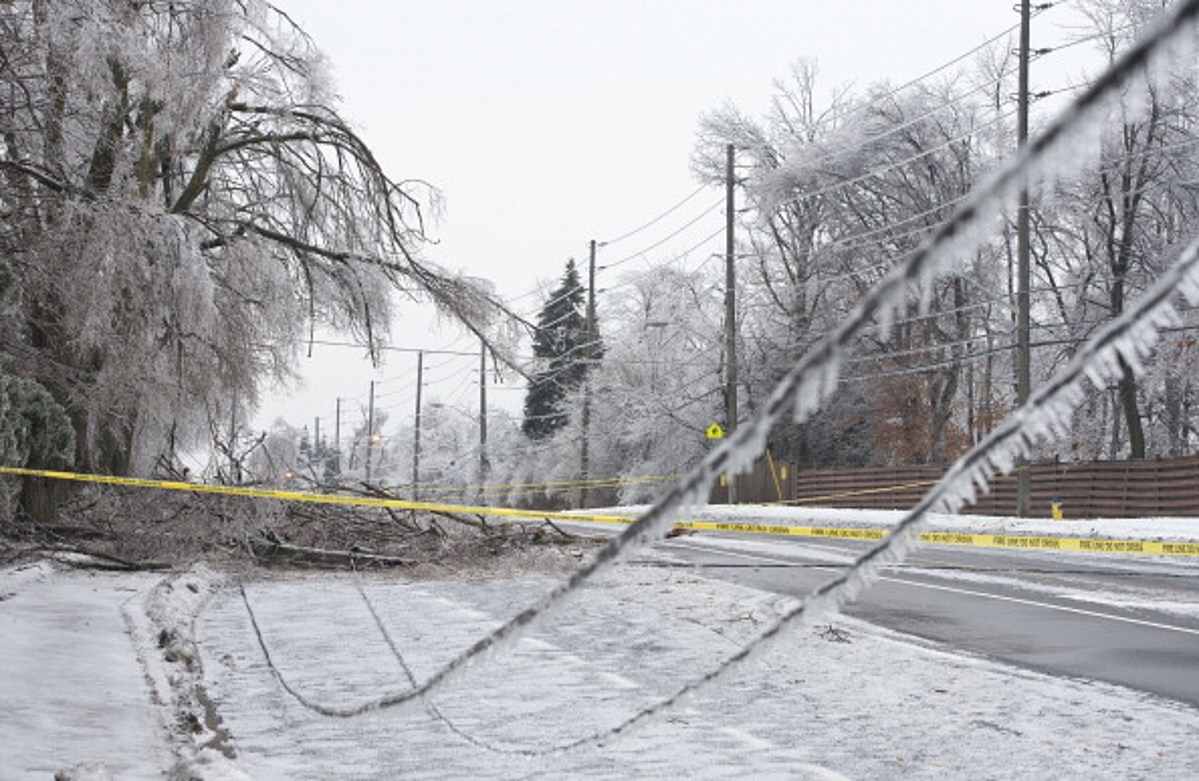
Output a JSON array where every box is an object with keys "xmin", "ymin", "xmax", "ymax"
[
  {"xmin": 228, "ymin": 394, "xmax": 238, "ymax": 483},
  {"xmin": 1016, "ymin": 0, "xmax": 1032, "ymax": 517},
  {"xmin": 580, "ymin": 239, "xmax": 597, "ymax": 508},
  {"xmin": 413, "ymin": 350, "xmax": 424, "ymax": 500},
  {"xmin": 365, "ymin": 381, "xmax": 376, "ymax": 483},
  {"xmin": 313, "ymin": 415, "xmax": 320, "ymax": 480},
  {"xmin": 724, "ymin": 143, "xmax": 739, "ymax": 504},
  {"xmin": 334, "ymin": 397, "xmax": 342, "ymax": 476},
  {"xmin": 479, "ymin": 338, "xmax": 489, "ymax": 502}
]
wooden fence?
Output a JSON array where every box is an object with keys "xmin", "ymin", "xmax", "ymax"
[{"xmin": 711, "ymin": 454, "xmax": 1199, "ymax": 519}]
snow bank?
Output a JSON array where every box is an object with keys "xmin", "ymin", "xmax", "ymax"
[
  {"xmin": 122, "ymin": 562, "xmax": 254, "ymax": 781},
  {"xmin": 595, "ymin": 504, "xmax": 1199, "ymax": 543}
]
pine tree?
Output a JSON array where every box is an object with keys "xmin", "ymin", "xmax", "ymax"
[{"xmin": 522, "ymin": 260, "xmax": 601, "ymax": 440}]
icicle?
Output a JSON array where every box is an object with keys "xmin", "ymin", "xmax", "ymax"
[
  {"xmin": 1179, "ymin": 271, "xmax": 1199, "ymax": 304},
  {"xmin": 987, "ymin": 442, "xmax": 1017, "ymax": 476},
  {"xmin": 968, "ymin": 462, "xmax": 992, "ymax": 499}
]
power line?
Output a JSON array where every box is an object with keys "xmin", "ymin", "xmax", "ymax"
[
  {"xmin": 867, "ymin": 14, "xmax": 1034, "ymax": 104},
  {"xmin": 771, "ymin": 105, "xmax": 1018, "ymax": 205},
  {"xmin": 599, "ymin": 197, "xmax": 726, "ymax": 271},
  {"xmin": 600, "ymin": 183, "xmax": 710, "ymax": 246},
  {"xmin": 495, "ymin": 15, "xmax": 1056, "ymax": 317},
  {"xmin": 299, "ymin": 338, "xmax": 478, "ymax": 358}
]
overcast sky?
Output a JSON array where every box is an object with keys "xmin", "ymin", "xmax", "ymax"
[{"xmin": 262, "ymin": 0, "xmax": 1094, "ymax": 435}]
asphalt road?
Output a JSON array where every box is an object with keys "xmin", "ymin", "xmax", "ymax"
[{"xmin": 642, "ymin": 532, "xmax": 1199, "ymax": 707}]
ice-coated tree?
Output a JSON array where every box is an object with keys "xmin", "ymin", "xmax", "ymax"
[
  {"xmin": 521, "ymin": 259, "xmax": 600, "ymax": 440},
  {"xmin": 692, "ymin": 63, "xmax": 859, "ymax": 465},
  {"xmin": 1041, "ymin": 0, "xmax": 1199, "ymax": 459},
  {"xmin": 693, "ymin": 20, "xmax": 1199, "ymax": 467},
  {"xmin": 583, "ymin": 264, "xmax": 725, "ymax": 502},
  {"xmin": 695, "ymin": 65, "xmax": 1005, "ymax": 466},
  {"xmin": 0, "ymin": 1, "xmax": 504, "ymax": 521},
  {"xmin": 812, "ymin": 81, "xmax": 992, "ymax": 464}
]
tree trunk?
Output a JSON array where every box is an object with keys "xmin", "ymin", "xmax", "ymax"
[
  {"xmin": 18, "ymin": 479, "xmax": 61, "ymax": 525},
  {"xmin": 1117, "ymin": 356, "xmax": 1146, "ymax": 459},
  {"xmin": 1163, "ymin": 371, "xmax": 1184, "ymax": 457},
  {"xmin": 1109, "ymin": 271, "xmax": 1145, "ymax": 459}
]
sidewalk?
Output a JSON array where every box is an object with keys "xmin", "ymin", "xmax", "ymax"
[{"xmin": 0, "ymin": 563, "xmax": 169, "ymax": 779}]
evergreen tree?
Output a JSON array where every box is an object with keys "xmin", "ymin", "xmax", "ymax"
[
  {"xmin": 522, "ymin": 260, "xmax": 601, "ymax": 440},
  {"xmin": 0, "ymin": 369, "xmax": 75, "ymax": 521}
]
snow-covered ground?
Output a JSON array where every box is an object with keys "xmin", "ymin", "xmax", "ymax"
[
  {"xmin": 2, "ymin": 508, "xmax": 1198, "ymax": 779},
  {"xmin": 0, "ymin": 563, "xmax": 169, "ymax": 779},
  {"xmin": 592, "ymin": 504, "xmax": 1199, "ymax": 543}
]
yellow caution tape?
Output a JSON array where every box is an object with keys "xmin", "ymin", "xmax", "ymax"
[
  {"xmin": 766, "ymin": 479, "xmax": 942, "ymax": 506},
  {"xmin": 0, "ymin": 465, "xmax": 633, "ymax": 525},
  {"xmin": 417, "ymin": 471, "xmax": 683, "ymax": 500},
  {"xmin": 2, "ymin": 465, "xmax": 1195, "ymax": 557},
  {"xmin": 670, "ymin": 520, "xmax": 1199, "ymax": 557}
]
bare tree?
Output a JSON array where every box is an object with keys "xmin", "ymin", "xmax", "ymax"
[
  {"xmin": 699, "ymin": 67, "xmax": 1006, "ymax": 466},
  {"xmin": 1046, "ymin": 0, "xmax": 1199, "ymax": 458}
]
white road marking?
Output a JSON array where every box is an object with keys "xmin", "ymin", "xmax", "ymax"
[
  {"xmin": 671, "ymin": 540, "xmax": 1199, "ymax": 638},
  {"xmin": 596, "ymin": 671, "xmax": 641, "ymax": 690},
  {"xmin": 718, "ymin": 726, "xmax": 773, "ymax": 749},
  {"xmin": 519, "ymin": 636, "xmax": 556, "ymax": 651},
  {"xmin": 880, "ymin": 576, "xmax": 1199, "ymax": 637},
  {"xmin": 516, "ymin": 638, "xmax": 641, "ymax": 687}
]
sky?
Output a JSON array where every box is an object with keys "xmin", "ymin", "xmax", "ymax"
[{"xmin": 260, "ymin": 0, "xmax": 1096, "ymax": 438}]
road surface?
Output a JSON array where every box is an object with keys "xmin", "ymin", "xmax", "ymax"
[{"xmin": 646, "ymin": 532, "xmax": 1199, "ymax": 707}]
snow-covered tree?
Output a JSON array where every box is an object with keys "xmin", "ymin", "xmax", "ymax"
[
  {"xmin": 1040, "ymin": 0, "xmax": 1199, "ymax": 459},
  {"xmin": 584, "ymin": 265, "xmax": 726, "ymax": 502},
  {"xmin": 0, "ymin": 1, "xmax": 504, "ymax": 520}
]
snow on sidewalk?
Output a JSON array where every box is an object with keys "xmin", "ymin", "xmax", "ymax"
[
  {"xmin": 0, "ymin": 562, "xmax": 169, "ymax": 780},
  {"xmin": 199, "ymin": 565, "xmax": 1199, "ymax": 779},
  {"xmin": 3, "ymin": 554, "xmax": 1199, "ymax": 779}
]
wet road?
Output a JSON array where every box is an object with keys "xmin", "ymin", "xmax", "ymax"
[{"xmin": 625, "ymin": 531, "xmax": 1199, "ymax": 707}]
